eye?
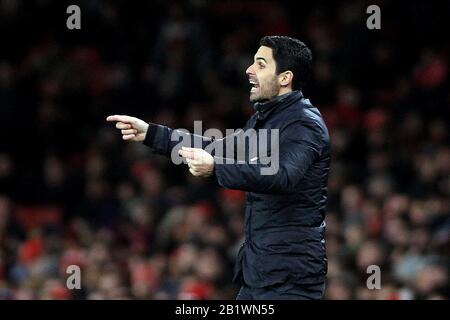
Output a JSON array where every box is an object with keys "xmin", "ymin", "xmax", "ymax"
[{"xmin": 258, "ymin": 62, "xmax": 265, "ymax": 69}]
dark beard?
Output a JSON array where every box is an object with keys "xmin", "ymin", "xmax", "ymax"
[{"xmin": 250, "ymin": 76, "xmax": 280, "ymax": 102}]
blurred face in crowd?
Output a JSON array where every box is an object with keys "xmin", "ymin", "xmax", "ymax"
[{"xmin": 246, "ymin": 46, "xmax": 292, "ymax": 102}]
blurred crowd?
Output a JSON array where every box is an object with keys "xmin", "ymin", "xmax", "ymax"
[{"xmin": 0, "ymin": 0, "xmax": 449, "ymax": 299}]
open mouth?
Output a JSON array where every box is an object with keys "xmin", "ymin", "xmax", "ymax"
[{"xmin": 249, "ymin": 79, "xmax": 259, "ymax": 93}]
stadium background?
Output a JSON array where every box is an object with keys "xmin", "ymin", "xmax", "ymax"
[{"xmin": 0, "ymin": 0, "xmax": 449, "ymax": 299}]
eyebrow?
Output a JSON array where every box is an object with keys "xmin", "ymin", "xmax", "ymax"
[{"xmin": 255, "ymin": 56, "xmax": 268, "ymax": 63}]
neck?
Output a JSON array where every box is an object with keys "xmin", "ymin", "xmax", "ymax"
[{"xmin": 277, "ymin": 87, "xmax": 292, "ymax": 97}]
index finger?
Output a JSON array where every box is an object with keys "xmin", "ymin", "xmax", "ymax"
[{"xmin": 106, "ymin": 115, "xmax": 134, "ymax": 123}]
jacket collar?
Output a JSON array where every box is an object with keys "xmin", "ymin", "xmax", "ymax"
[{"xmin": 253, "ymin": 90, "xmax": 304, "ymax": 121}]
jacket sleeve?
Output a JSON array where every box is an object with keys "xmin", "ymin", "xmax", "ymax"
[
  {"xmin": 214, "ymin": 119, "xmax": 324, "ymax": 194},
  {"xmin": 142, "ymin": 122, "xmax": 240, "ymax": 158},
  {"xmin": 142, "ymin": 123, "xmax": 212, "ymax": 157}
]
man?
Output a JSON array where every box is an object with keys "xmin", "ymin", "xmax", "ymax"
[{"xmin": 107, "ymin": 36, "xmax": 330, "ymax": 300}]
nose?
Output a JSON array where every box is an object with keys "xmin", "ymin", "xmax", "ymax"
[{"xmin": 246, "ymin": 64, "xmax": 254, "ymax": 76}]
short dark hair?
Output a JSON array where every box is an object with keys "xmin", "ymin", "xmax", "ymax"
[{"xmin": 259, "ymin": 36, "xmax": 312, "ymax": 90}]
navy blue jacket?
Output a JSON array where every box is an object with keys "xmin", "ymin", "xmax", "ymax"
[{"xmin": 143, "ymin": 90, "xmax": 330, "ymax": 287}]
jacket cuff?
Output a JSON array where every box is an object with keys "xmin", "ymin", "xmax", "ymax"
[{"xmin": 143, "ymin": 123, "xmax": 161, "ymax": 148}]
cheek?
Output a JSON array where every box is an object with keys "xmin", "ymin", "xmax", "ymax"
[
  {"xmin": 259, "ymin": 70, "xmax": 277, "ymax": 85},
  {"xmin": 261, "ymin": 74, "xmax": 278, "ymax": 90},
  {"xmin": 258, "ymin": 73, "xmax": 269, "ymax": 86}
]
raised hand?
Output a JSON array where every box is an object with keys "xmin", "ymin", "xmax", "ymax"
[{"xmin": 106, "ymin": 115, "xmax": 149, "ymax": 142}]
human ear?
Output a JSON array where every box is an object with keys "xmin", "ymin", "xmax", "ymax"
[{"xmin": 279, "ymin": 71, "xmax": 293, "ymax": 87}]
